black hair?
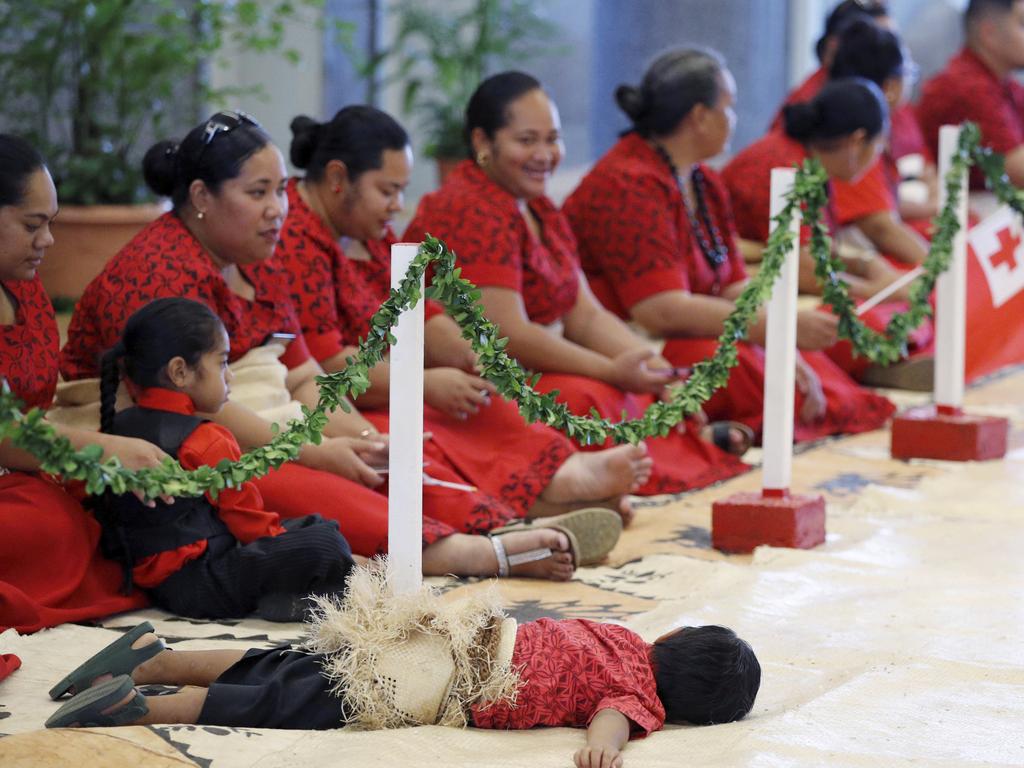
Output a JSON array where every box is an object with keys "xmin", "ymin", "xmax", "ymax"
[
  {"xmin": 829, "ymin": 18, "xmax": 904, "ymax": 87},
  {"xmin": 99, "ymin": 298, "xmax": 225, "ymax": 433},
  {"xmin": 0, "ymin": 134, "xmax": 46, "ymax": 208},
  {"xmin": 615, "ymin": 48, "xmax": 726, "ymax": 138},
  {"xmin": 464, "ymin": 71, "xmax": 543, "ymax": 157},
  {"xmin": 651, "ymin": 625, "xmax": 761, "ymax": 725},
  {"xmin": 966, "ymin": 0, "xmax": 1017, "ymax": 31},
  {"xmin": 816, "ymin": 0, "xmax": 890, "ymax": 63},
  {"xmin": 289, "ymin": 106, "xmax": 409, "ymax": 183},
  {"xmin": 142, "ymin": 112, "xmax": 271, "ymax": 210},
  {"xmin": 783, "ymin": 77, "xmax": 889, "ymax": 144}
]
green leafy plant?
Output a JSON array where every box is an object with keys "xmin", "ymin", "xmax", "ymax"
[
  {"xmin": 0, "ymin": 0, "xmax": 342, "ymax": 205},
  {"xmin": 383, "ymin": 0, "xmax": 564, "ymax": 159},
  {"xmin": 0, "ymin": 123, "xmax": 1003, "ymax": 500}
]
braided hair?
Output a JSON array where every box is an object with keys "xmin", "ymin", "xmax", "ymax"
[{"xmin": 99, "ymin": 298, "xmax": 224, "ymax": 434}]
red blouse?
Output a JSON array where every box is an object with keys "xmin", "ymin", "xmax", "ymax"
[
  {"xmin": 723, "ymin": 132, "xmax": 818, "ymax": 243},
  {"xmin": 60, "ymin": 212, "xmax": 309, "ymax": 381},
  {"xmin": 403, "ymin": 160, "xmax": 580, "ymax": 325},
  {"xmin": 276, "ymin": 180, "xmax": 443, "ymax": 360},
  {"xmin": 564, "ymin": 133, "xmax": 747, "ymax": 317},
  {"xmin": 471, "ymin": 618, "xmax": 665, "ymax": 735},
  {"xmin": 0, "ymin": 277, "xmax": 59, "ymax": 410},
  {"xmin": 918, "ymin": 48, "xmax": 1024, "ymax": 188},
  {"xmin": 830, "ymin": 160, "xmax": 897, "ymax": 225},
  {"xmin": 128, "ymin": 387, "xmax": 285, "ymax": 588}
]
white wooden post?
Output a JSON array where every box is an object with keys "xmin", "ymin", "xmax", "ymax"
[
  {"xmin": 388, "ymin": 242, "xmax": 424, "ymax": 594},
  {"xmin": 762, "ymin": 168, "xmax": 800, "ymax": 495},
  {"xmin": 934, "ymin": 125, "xmax": 969, "ymax": 412}
]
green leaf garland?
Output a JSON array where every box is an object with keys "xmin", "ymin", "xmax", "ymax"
[{"xmin": 0, "ymin": 123, "xmax": 1003, "ymax": 499}]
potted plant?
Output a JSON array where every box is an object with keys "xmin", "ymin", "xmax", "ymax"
[
  {"xmin": 383, "ymin": 0, "xmax": 564, "ymax": 183},
  {"xmin": 0, "ymin": 0, "xmax": 335, "ymax": 301}
]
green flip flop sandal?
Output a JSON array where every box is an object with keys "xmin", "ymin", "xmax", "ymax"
[
  {"xmin": 45, "ymin": 674, "xmax": 148, "ymax": 729},
  {"xmin": 49, "ymin": 621, "xmax": 164, "ymax": 700}
]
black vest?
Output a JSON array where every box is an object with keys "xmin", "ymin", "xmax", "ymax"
[{"xmin": 94, "ymin": 406, "xmax": 231, "ymax": 592}]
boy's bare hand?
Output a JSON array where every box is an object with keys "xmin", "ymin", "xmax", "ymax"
[{"xmin": 573, "ymin": 745, "xmax": 623, "ymax": 768}]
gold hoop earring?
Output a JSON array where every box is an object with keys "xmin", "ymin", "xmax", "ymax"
[{"xmin": 476, "ymin": 151, "xmax": 489, "ymax": 167}]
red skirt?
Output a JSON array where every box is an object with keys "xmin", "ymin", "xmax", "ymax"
[
  {"xmin": 407, "ymin": 398, "xmax": 571, "ymax": 516},
  {"xmin": 662, "ymin": 339, "xmax": 896, "ymax": 442},
  {"xmin": 252, "ymin": 457, "xmax": 500, "ymax": 557},
  {"xmin": 533, "ymin": 374, "xmax": 749, "ymax": 495},
  {"xmin": 0, "ymin": 473, "xmax": 148, "ymax": 633}
]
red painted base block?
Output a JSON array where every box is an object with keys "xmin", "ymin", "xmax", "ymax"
[
  {"xmin": 891, "ymin": 406, "xmax": 1009, "ymax": 462},
  {"xmin": 712, "ymin": 491, "xmax": 826, "ymax": 554}
]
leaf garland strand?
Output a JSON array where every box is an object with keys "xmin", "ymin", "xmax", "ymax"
[{"xmin": 0, "ymin": 123, "xmax": 1002, "ymax": 499}]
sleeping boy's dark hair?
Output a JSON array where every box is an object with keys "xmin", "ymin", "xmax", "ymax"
[
  {"xmin": 650, "ymin": 625, "xmax": 761, "ymax": 725},
  {"xmin": 99, "ymin": 298, "xmax": 224, "ymax": 433}
]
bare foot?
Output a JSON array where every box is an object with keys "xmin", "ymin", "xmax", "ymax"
[{"xmin": 542, "ymin": 444, "xmax": 652, "ymax": 503}]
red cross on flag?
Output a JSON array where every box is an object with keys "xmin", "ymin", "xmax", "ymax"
[
  {"xmin": 964, "ymin": 205, "xmax": 1024, "ymax": 380},
  {"xmin": 968, "ymin": 205, "xmax": 1024, "ymax": 308}
]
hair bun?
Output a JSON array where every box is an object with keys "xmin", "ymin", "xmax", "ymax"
[
  {"xmin": 782, "ymin": 101, "xmax": 823, "ymax": 142},
  {"xmin": 289, "ymin": 115, "xmax": 321, "ymax": 169},
  {"xmin": 614, "ymin": 84, "xmax": 647, "ymax": 121},
  {"xmin": 142, "ymin": 139, "xmax": 181, "ymax": 197}
]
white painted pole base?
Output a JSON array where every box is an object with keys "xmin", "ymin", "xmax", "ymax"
[
  {"xmin": 388, "ymin": 243, "xmax": 425, "ymax": 594},
  {"xmin": 762, "ymin": 168, "xmax": 800, "ymax": 494},
  {"xmin": 934, "ymin": 124, "xmax": 969, "ymax": 411}
]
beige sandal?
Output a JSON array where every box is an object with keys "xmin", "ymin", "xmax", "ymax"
[{"xmin": 489, "ymin": 507, "xmax": 623, "ymax": 576}]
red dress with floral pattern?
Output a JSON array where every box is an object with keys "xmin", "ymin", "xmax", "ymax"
[
  {"xmin": 404, "ymin": 160, "xmax": 747, "ymax": 494},
  {"xmin": 722, "ymin": 131, "xmax": 933, "ymax": 378},
  {"xmin": 470, "ymin": 618, "xmax": 664, "ymax": 735},
  {"xmin": 566, "ymin": 134, "xmax": 895, "ymax": 440},
  {"xmin": 275, "ymin": 180, "xmax": 571, "ymax": 528},
  {"xmin": 59, "ymin": 212, "xmax": 454, "ymax": 555},
  {"xmin": 1, "ymin": 277, "xmax": 146, "ymax": 633}
]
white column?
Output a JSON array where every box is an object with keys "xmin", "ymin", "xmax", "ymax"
[
  {"xmin": 387, "ymin": 242, "xmax": 424, "ymax": 594},
  {"xmin": 934, "ymin": 124, "xmax": 969, "ymax": 410},
  {"xmin": 762, "ymin": 168, "xmax": 800, "ymax": 494}
]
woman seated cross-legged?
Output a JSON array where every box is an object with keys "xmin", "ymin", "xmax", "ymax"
[
  {"xmin": 564, "ymin": 49, "xmax": 895, "ymax": 442},
  {"xmin": 404, "ymin": 72, "xmax": 750, "ymax": 495},
  {"xmin": 0, "ymin": 135, "xmax": 154, "ymax": 633}
]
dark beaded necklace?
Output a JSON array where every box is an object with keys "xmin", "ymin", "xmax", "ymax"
[{"xmin": 651, "ymin": 141, "xmax": 730, "ymax": 274}]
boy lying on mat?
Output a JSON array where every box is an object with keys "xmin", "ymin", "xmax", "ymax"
[{"xmin": 45, "ymin": 567, "xmax": 761, "ymax": 768}]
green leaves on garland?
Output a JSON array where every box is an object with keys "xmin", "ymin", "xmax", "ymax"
[{"xmin": 0, "ymin": 123, "xmax": 1003, "ymax": 500}]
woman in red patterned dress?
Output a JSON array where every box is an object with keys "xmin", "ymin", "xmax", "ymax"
[
  {"xmin": 723, "ymin": 78, "xmax": 933, "ymax": 383},
  {"xmin": 0, "ymin": 135, "xmax": 161, "ymax": 632},
  {"xmin": 405, "ymin": 73, "xmax": 749, "ymax": 494},
  {"xmin": 564, "ymin": 50, "xmax": 894, "ymax": 442},
  {"xmin": 276, "ymin": 106, "xmax": 651, "ymax": 525},
  {"xmin": 59, "ymin": 114, "xmax": 583, "ymax": 580}
]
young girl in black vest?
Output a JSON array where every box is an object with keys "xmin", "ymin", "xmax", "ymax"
[{"xmin": 90, "ymin": 297, "xmax": 355, "ymax": 626}]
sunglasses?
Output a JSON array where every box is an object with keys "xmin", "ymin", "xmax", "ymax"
[{"xmin": 196, "ymin": 110, "xmax": 262, "ymax": 159}]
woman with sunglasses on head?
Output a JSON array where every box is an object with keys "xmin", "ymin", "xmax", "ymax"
[
  {"xmin": 723, "ymin": 78, "xmax": 933, "ymax": 387},
  {"xmin": 60, "ymin": 112, "xmax": 594, "ymax": 581},
  {"xmin": 275, "ymin": 106, "xmax": 651, "ymax": 531},
  {"xmin": 404, "ymin": 73, "xmax": 749, "ymax": 494},
  {"xmin": 1, "ymin": 134, "xmax": 164, "ymax": 633},
  {"xmin": 564, "ymin": 50, "xmax": 894, "ymax": 445}
]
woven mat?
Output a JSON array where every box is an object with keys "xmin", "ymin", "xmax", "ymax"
[{"xmin": 2, "ymin": 369, "xmax": 1023, "ymax": 768}]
